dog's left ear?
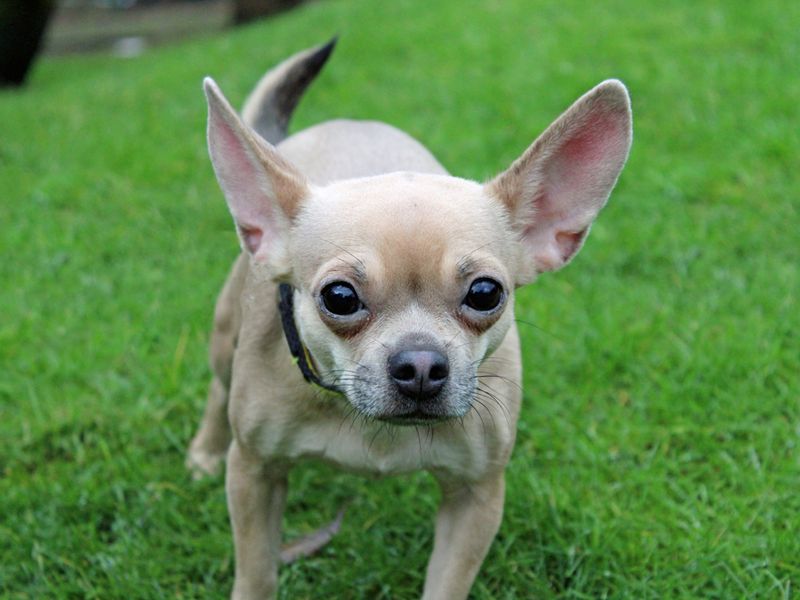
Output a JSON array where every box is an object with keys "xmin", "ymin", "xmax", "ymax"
[
  {"xmin": 488, "ymin": 80, "xmax": 632, "ymax": 284},
  {"xmin": 204, "ymin": 77, "xmax": 309, "ymax": 271}
]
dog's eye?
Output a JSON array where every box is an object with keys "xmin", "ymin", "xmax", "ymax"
[
  {"xmin": 320, "ymin": 282, "xmax": 362, "ymax": 316},
  {"xmin": 463, "ymin": 278, "xmax": 503, "ymax": 312}
]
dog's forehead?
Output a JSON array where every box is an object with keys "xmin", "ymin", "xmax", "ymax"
[{"xmin": 293, "ymin": 173, "xmax": 513, "ymax": 282}]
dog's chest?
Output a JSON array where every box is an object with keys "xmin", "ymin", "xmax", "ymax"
[{"xmin": 252, "ymin": 410, "xmax": 504, "ymax": 479}]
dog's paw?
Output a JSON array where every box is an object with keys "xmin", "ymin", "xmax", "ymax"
[{"xmin": 185, "ymin": 442, "xmax": 226, "ymax": 479}]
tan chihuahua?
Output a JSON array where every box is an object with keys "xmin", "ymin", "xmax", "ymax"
[{"xmin": 187, "ymin": 39, "xmax": 632, "ymax": 599}]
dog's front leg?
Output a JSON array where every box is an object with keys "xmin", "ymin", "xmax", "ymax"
[
  {"xmin": 422, "ymin": 471, "xmax": 505, "ymax": 600},
  {"xmin": 227, "ymin": 442, "xmax": 287, "ymax": 600}
]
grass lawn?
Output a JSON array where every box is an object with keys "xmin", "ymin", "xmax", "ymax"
[{"xmin": 1, "ymin": 0, "xmax": 798, "ymax": 597}]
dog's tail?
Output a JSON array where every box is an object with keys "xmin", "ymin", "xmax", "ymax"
[{"xmin": 241, "ymin": 37, "xmax": 337, "ymax": 145}]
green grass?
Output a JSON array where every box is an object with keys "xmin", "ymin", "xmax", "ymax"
[{"xmin": 1, "ymin": 0, "xmax": 798, "ymax": 597}]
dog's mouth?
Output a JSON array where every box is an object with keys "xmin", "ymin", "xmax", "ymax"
[
  {"xmin": 344, "ymin": 367, "xmax": 476, "ymax": 426},
  {"xmin": 378, "ymin": 409, "xmax": 450, "ymax": 427}
]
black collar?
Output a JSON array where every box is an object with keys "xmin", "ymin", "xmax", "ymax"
[{"xmin": 277, "ymin": 283, "xmax": 341, "ymax": 394}]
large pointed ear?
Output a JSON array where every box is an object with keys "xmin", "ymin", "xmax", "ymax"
[
  {"xmin": 204, "ymin": 77, "xmax": 310, "ymax": 267},
  {"xmin": 487, "ymin": 80, "xmax": 632, "ymax": 284}
]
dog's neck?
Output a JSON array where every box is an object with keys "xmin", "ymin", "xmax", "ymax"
[{"xmin": 277, "ymin": 283, "xmax": 342, "ymax": 394}]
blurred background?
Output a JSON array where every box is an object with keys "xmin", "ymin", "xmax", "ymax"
[{"xmin": 3, "ymin": 0, "xmax": 306, "ymax": 84}]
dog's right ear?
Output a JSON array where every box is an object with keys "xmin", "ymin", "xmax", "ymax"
[
  {"xmin": 204, "ymin": 77, "xmax": 309, "ymax": 267},
  {"xmin": 488, "ymin": 80, "xmax": 632, "ymax": 285}
]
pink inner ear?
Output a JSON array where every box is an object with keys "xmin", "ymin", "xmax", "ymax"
[
  {"xmin": 213, "ymin": 120, "xmax": 264, "ymax": 222},
  {"xmin": 528, "ymin": 108, "xmax": 627, "ymax": 272},
  {"xmin": 555, "ymin": 228, "xmax": 588, "ymax": 262},
  {"xmin": 559, "ymin": 112, "xmax": 621, "ymax": 164},
  {"xmin": 209, "ymin": 105, "xmax": 280, "ymax": 258},
  {"xmin": 542, "ymin": 109, "xmax": 627, "ymax": 220},
  {"xmin": 238, "ymin": 225, "xmax": 263, "ymax": 255}
]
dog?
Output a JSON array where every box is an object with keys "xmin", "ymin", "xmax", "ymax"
[{"xmin": 186, "ymin": 38, "xmax": 632, "ymax": 599}]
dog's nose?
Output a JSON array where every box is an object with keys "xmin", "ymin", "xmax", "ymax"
[{"xmin": 388, "ymin": 347, "xmax": 449, "ymax": 400}]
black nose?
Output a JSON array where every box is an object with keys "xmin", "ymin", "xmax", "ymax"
[{"xmin": 388, "ymin": 347, "xmax": 449, "ymax": 400}]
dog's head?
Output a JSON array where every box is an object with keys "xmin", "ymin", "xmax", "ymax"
[{"xmin": 204, "ymin": 78, "xmax": 631, "ymax": 425}]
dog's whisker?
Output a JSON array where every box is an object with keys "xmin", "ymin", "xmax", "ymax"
[
  {"xmin": 414, "ymin": 424, "xmax": 424, "ymax": 456},
  {"xmin": 477, "ymin": 373, "xmax": 524, "ymax": 394},
  {"xmin": 443, "ymin": 330, "xmax": 463, "ymax": 350},
  {"xmin": 470, "ymin": 396, "xmax": 496, "ymax": 431},
  {"xmin": 473, "ymin": 385, "xmax": 511, "ymax": 428},
  {"xmin": 513, "ymin": 318, "xmax": 562, "ymax": 340},
  {"xmin": 320, "ymin": 237, "xmax": 367, "ymax": 274},
  {"xmin": 456, "ymin": 241, "xmax": 496, "ymax": 271}
]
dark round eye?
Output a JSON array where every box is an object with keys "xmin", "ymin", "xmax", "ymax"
[
  {"xmin": 463, "ymin": 278, "xmax": 503, "ymax": 312},
  {"xmin": 320, "ymin": 282, "xmax": 362, "ymax": 316}
]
